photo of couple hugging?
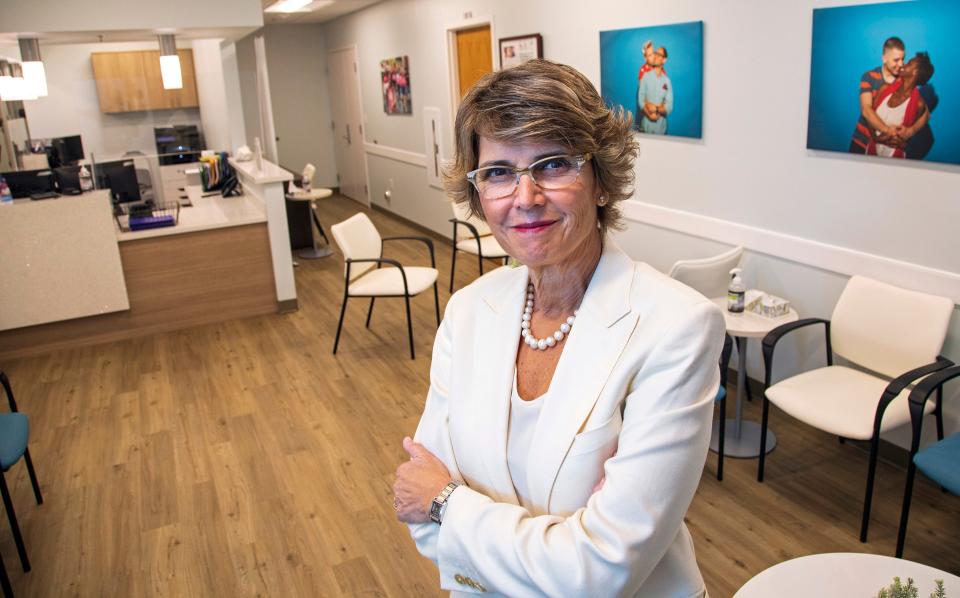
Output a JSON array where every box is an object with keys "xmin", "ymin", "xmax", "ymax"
[{"xmin": 849, "ymin": 36, "xmax": 936, "ymax": 160}]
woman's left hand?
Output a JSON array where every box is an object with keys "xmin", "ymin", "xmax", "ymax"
[{"xmin": 393, "ymin": 436, "xmax": 452, "ymax": 524}]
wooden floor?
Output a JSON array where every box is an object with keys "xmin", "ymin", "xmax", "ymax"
[{"xmin": 1, "ymin": 195, "xmax": 957, "ymax": 597}]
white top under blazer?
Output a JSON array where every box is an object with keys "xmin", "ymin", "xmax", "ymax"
[{"xmin": 407, "ymin": 239, "xmax": 725, "ymax": 597}]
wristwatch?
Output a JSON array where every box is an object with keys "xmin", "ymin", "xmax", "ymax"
[{"xmin": 429, "ymin": 481, "xmax": 460, "ymax": 525}]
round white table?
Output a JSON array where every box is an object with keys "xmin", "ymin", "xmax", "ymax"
[
  {"xmin": 710, "ymin": 296, "xmax": 798, "ymax": 458},
  {"xmin": 734, "ymin": 553, "xmax": 960, "ymax": 598},
  {"xmin": 287, "ymin": 188, "xmax": 333, "ymax": 259}
]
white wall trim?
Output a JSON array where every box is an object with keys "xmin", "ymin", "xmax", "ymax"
[
  {"xmin": 622, "ymin": 200, "xmax": 960, "ymax": 304},
  {"xmin": 364, "ymin": 142, "xmax": 426, "ymax": 168}
]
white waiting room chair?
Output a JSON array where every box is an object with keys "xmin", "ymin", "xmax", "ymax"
[
  {"xmin": 449, "ymin": 201, "xmax": 509, "ymax": 293},
  {"xmin": 667, "ymin": 245, "xmax": 744, "ymax": 300},
  {"xmin": 757, "ymin": 275, "xmax": 954, "ymax": 542},
  {"xmin": 330, "ymin": 213, "xmax": 440, "ymax": 360},
  {"xmin": 669, "ymin": 246, "xmax": 743, "ymax": 481}
]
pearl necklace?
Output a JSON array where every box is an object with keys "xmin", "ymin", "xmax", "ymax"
[{"xmin": 520, "ymin": 283, "xmax": 578, "ymax": 351}]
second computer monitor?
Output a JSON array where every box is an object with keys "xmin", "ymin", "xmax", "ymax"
[{"xmin": 95, "ymin": 160, "xmax": 141, "ymax": 203}]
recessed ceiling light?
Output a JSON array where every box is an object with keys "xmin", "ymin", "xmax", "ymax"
[{"xmin": 264, "ymin": 0, "xmax": 333, "ymax": 13}]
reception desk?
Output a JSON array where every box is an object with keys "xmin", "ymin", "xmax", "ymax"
[{"xmin": 0, "ymin": 160, "xmax": 296, "ymax": 360}]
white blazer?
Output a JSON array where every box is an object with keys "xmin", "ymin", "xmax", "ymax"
[{"xmin": 408, "ymin": 240, "xmax": 725, "ymax": 597}]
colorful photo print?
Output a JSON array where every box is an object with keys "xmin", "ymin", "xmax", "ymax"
[
  {"xmin": 807, "ymin": 1, "xmax": 960, "ymax": 165},
  {"xmin": 600, "ymin": 21, "xmax": 703, "ymax": 139},
  {"xmin": 381, "ymin": 56, "xmax": 411, "ymax": 115}
]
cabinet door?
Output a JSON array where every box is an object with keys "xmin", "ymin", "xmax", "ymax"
[
  {"xmin": 142, "ymin": 50, "xmax": 199, "ymax": 110},
  {"xmin": 91, "ymin": 52, "xmax": 149, "ymax": 113}
]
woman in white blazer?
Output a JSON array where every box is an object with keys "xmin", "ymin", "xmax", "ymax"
[{"xmin": 393, "ymin": 60, "xmax": 725, "ymax": 597}]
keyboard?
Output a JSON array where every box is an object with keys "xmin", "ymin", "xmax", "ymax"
[{"xmin": 30, "ymin": 191, "xmax": 60, "ymax": 200}]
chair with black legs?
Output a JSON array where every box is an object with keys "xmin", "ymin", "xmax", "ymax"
[
  {"xmin": 330, "ymin": 213, "xmax": 441, "ymax": 360},
  {"xmin": 1, "ymin": 549, "xmax": 12, "ymax": 598},
  {"xmin": 714, "ymin": 333, "xmax": 733, "ymax": 481},
  {"xmin": 757, "ymin": 276, "xmax": 953, "ymax": 543},
  {"xmin": 895, "ymin": 364, "xmax": 960, "ymax": 558},
  {"xmin": 448, "ymin": 202, "xmax": 508, "ymax": 293},
  {"xmin": 0, "ymin": 372, "xmax": 44, "ymax": 575}
]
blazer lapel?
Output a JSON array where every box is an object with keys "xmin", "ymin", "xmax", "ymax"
[
  {"xmin": 469, "ymin": 267, "xmax": 527, "ymax": 505},
  {"xmin": 526, "ymin": 241, "xmax": 640, "ymax": 512}
]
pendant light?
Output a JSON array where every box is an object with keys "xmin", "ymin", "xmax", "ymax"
[
  {"xmin": 18, "ymin": 38, "xmax": 48, "ymax": 97},
  {"xmin": 0, "ymin": 59, "xmax": 36, "ymax": 101},
  {"xmin": 157, "ymin": 34, "xmax": 183, "ymax": 90}
]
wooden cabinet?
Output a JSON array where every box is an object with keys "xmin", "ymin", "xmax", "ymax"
[{"xmin": 91, "ymin": 49, "xmax": 199, "ymax": 114}]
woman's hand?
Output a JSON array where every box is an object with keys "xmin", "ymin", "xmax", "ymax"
[{"xmin": 393, "ymin": 437, "xmax": 452, "ymax": 524}]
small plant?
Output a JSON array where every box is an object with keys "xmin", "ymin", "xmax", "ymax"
[{"xmin": 874, "ymin": 577, "xmax": 947, "ymax": 598}]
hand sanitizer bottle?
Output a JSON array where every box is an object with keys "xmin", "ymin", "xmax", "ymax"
[
  {"xmin": 727, "ymin": 268, "xmax": 745, "ymax": 313},
  {"xmin": 79, "ymin": 165, "xmax": 93, "ymax": 192}
]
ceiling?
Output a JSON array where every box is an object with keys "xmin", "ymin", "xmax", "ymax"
[
  {"xmin": 260, "ymin": 0, "xmax": 384, "ymax": 25},
  {"xmin": 0, "ymin": 28, "xmax": 259, "ymax": 46}
]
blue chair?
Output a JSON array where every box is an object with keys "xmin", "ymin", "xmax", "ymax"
[
  {"xmin": 0, "ymin": 373, "xmax": 43, "ymax": 574},
  {"xmin": 895, "ymin": 364, "xmax": 960, "ymax": 558}
]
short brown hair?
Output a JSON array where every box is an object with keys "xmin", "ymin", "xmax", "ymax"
[
  {"xmin": 444, "ymin": 59, "xmax": 638, "ymax": 236},
  {"xmin": 883, "ymin": 36, "xmax": 905, "ymax": 53}
]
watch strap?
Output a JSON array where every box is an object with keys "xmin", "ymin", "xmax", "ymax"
[{"xmin": 429, "ymin": 481, "xmax": 460, "ymax": 524}]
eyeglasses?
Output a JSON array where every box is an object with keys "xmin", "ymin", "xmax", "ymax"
[{"xmin": 466, "ymin": 153, "xmax": 592, "ymax": 200}]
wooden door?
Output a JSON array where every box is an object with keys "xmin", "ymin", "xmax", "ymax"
[
  {"xmin": 456, "ymin": 25, "xmax": 492, "ymax": 98},
  {"xmin": 91, "ymin": 52, "xmax": 149, "ymax": 113},
  {"xmin": 327, "ymin": 47, "xmax": 368, "ymax": 203}
]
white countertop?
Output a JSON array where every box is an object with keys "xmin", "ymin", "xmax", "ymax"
[
  {"xmin": 228, "ymin": 157, "xmax": 294, "ymax": 184},
  {"xmin": 116, "ymin": 186, "xmax": 267, "ymax": 241}
]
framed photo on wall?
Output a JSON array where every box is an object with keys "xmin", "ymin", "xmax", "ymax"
[
  {"xmin": 381, "ymin": 55, "xmax": 412, "ymax": 115},
  {"xmin": 600, "ymin": 21, "xmax": 704, "ymax": 139},
  {"xmin": 499, "ymin": 34, "xmax": 543, "ymax": 69},
  {"xmin": 807, "ymin": 1, "xmax": 960, "ymax": 165}
]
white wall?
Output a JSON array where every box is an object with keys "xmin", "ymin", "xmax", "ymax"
[
  {"xmin": 234, "ymin": 25, "xmax": 337, "ymax": 186},
  {"xmin": 20, "ymin": 41, "xmax": 203, "ymax": 161},
  {"xmin": 192, "ymin": 39, "xmax": 233, "ymax": 153},
  {"xmin": 322, "ymin": 0, "xmax": 960, "ymax": 450}
]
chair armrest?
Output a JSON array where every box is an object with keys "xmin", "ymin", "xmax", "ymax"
[
  {"xmin": 382, "ymin": 236, "xmax": 436, "ymax": 268},
  {"xmin": 760, "ymin": 318, "xmax": 831, "ymax": 387},
  {"xmin": 345, "ymin": 257, "xmax": 409, "ymax": 295},
  {"xmin": 0, "ymin": 372, "xmax": 17, "ymax": 413},
  {"xmin": 908, "ymin": 361, "xmax": 960, "ymax": 409},
  {"xmin": 899, "ymin": 360, "xmax": 959, "ymax": 455},
  {"xmin": 449, "ymin": 218, "xmax": 482, "ymax": 241}
]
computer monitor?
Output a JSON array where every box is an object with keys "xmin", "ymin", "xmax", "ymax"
[
  {"xmin": 154, "ymin": 125, "xmax": 202, "ymax": 165},
  {"xmin": 94, "ymin": 160, "xmax": 141, "ymax": 203},
  {"xmin": 52, "ymin": 136, "xmax": 84, "ymax": 165},
  {"xmin": 29, "ymin": 135, "xmax": 84, "ymax": 168},
  {"xmin": 1, "ymin": 169, "xmax": 55, "ymax": 199},
  {"xmin": 54, "ymin": 165, "xmax": 82, "ymax": 193}
]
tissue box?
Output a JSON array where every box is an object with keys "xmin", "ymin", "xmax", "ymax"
[{"xmin": 747, "ymin": 291, "xmax": 791, "ymax": 318}]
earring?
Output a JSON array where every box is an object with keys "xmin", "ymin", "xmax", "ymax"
[{"xmin": 597, "ymin": 195, "xmax": 607, "ymax": 206}]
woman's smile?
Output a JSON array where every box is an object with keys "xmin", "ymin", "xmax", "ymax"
[{"xmin": 512, "ymin": 219, "xmax": 558, "ymax": 234}]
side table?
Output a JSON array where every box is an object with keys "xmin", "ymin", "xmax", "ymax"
[
  {"xmin": 287, "ymin": 188, "xmax": 334, "ymax": 259},
  {"xmin": 710, "ymin": 297, "xmax": 798, "ymax": 458}
]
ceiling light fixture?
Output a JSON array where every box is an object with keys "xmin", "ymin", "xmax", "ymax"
[
  {"xmin": 18, "ymin": 38, "xmax": 48, "ymax": 97},
  {"xmin": 264, "ymin": 0, "xmax": 333, "ymax": 14},
  {"xmin": 0, "ymin": 59, "xmax": 37, "ymax": 101},
  {"xmin": 158, "ymin": 34, "xmax": 183, "ymax": 90}
]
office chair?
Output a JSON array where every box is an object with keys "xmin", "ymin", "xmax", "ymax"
[{"xmin": 0, "ymin": 372, "xmax": 43, "ymax": 573}]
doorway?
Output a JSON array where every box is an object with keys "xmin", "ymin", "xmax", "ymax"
[
  {"xmin": 327, "ymin": 46, "xmax": 368, "ymax": 204},
  {"xmin": 446, "ymin": 18, "xmax": 496, "ymax": 120},
  {"xmin": 455, "ymin": 25, "xmax": 493, "ymax": 99}
]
